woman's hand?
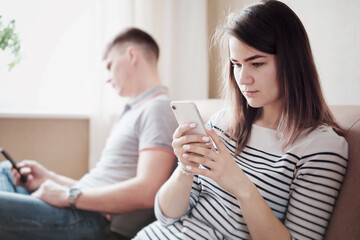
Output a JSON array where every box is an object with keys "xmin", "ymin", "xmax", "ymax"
[
  {"xmin": 11, "ymin": 160, "xmax": 52, "ymax": 192},
  {"xmin": 182, "ymin": 125, "xmax": 252, "ymax": 198},
  {"xmin": 172, "ymin": 123, "xmax": 213, "ymax": 173}
]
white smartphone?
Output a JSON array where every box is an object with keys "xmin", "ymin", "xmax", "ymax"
[{"xmin": 170, "ymin": 101, "xmax": 207, "ymax": 135}]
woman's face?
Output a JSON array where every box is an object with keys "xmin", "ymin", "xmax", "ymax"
[{"xmin": 229, "ymin": 37, "xmax": 282, "ymax": 112}]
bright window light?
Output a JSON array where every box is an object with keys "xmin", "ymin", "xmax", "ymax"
[{"xmin": 0, "ymin": 0, "xmax": 96, "ymax": 115}]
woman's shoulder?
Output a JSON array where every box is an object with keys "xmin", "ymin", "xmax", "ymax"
[
  {"xmin": 307, "ymin": 125, "xmax": 347, "ymax": 145},
  {"xmin": 291, "ymin": 125, "xmax": 348, "ymax": 160},
  {"xmin": 208, "ymin": 109, "xmax": 228, "ymax": 129}
]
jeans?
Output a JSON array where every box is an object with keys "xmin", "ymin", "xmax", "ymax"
[{"xmin": 0, "ymin": 161, "xmax": 113, "ymax": 240}]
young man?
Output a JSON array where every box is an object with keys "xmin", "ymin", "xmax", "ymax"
[{"xmin": 0, "ymin": 28, "xmax": 178, "ymax": 240}]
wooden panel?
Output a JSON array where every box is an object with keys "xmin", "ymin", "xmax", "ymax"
[{"xmin": 0, "ymin": 118, "xmax": 89, "ymax": 180}]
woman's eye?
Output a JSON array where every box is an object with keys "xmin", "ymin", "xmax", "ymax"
[
  {"xmin": 253, "ymin": 62, "xmax": 264, "ymax": 67},
  {"xmin": 232, "ymin": 63, "xmax": 242, "ymax": 69}
]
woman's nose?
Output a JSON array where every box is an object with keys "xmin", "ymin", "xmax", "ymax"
[{"xmin": 236, "ymin": 68, "xmax": 253, "ymax": 85}]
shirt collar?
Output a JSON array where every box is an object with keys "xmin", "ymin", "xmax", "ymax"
[{"xmin": 127, "ymin": 86, "xmax": 169, "ymax": 109}]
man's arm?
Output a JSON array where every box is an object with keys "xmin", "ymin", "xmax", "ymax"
[
  {"xmin": 33, "ymin": 149, "xmax": 175, "ymax": 212},
  {"xmin": 74, "ymin": 149, "xmax": 175, "ymax": 212}
]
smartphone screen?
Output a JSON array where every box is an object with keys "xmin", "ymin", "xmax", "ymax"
[{"xmin": 0, "ymin": 148, "xmax": 27, "ymax": 182}]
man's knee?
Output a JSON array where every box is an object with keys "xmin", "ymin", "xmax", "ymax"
[
  {"xmin": 0, "ymin": 160, "xmax": 12, "ymax": 171},
  {"xmin": 0, "ymin": 160, "xmax": 28, "ymax": 194},
  {"xmin": 0, "ymin": 160, "xmax": 14, "ymax": 190}
]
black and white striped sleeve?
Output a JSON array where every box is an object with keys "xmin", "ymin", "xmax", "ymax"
[
  {"xmin": 189, "ymin": 175, "xmax": 202, "ymax": 209},
  {"xmin": 285, "ymin": 134, "xmax": 348, "ymax": 239}
]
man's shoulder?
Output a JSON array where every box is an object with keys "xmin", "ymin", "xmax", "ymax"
[
  {"xmin": 147, "ymin": 97, "xmax": 171, "ymax": 106},
  {"xmin": 142, "ymin": 98, "xmax": 172, "ymax": 113},
  {"xmin": 133, "ymin": 98, "xmax": 175, "ymax": 126}
]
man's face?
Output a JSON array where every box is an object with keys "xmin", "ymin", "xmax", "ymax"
[{"xmin": 105, "ymin": 46, "xmax": 131, "ymax": 96}]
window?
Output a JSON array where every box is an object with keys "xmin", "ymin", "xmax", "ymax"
[{"xmin": 0, "ymin": 0, "xmax": 131, "ymax": 116}]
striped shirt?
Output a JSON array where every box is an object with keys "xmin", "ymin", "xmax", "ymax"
[{"xmin": 134, "ymin": 111, "xmax": 348, "ymax": 240}]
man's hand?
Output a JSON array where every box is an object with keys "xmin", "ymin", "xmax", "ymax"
[
  {"xmin": 31, "ymin": 179, "xmax": 70, "ymax": 208},
  {"xmin": 11, "ymin": 160, "xmax": 52, "ymax": 192}
]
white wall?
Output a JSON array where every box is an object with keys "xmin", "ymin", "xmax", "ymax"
[
  {"xmin": 134, "ymin": 0, "xmax": 209, "ymax": 100},
  {"xmin": 208, "ymin": 0, "xmax": 360, "ymax": 105},
  {"xmin": 282, "ymin": 0, "xmax": 360, "ymax": 105}
]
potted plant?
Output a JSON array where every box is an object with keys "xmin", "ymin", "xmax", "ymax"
[{"xmin": 0, "ymin": 16, "xmax": 21, "ymax": 71}]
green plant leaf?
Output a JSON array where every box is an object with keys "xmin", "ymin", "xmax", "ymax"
[{"xmin": 0, "ymin": 15, "xmax": 21, "ymax": 71}]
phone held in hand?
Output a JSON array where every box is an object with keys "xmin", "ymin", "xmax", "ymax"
[
  {"xmin": 171, "ymin": 101, "xmax": 218, "ymax": 153},
  {"xmin": 170, "ymin": 101, "xmax": 207, "ymax": 135},
  {"xmin": 0, "ymin": 148, "xmax": 27, "ymax": 182}
]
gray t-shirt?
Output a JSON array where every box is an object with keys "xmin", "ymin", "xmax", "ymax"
[{"xmin": 76, "ymin": 86, "xmax": 178, "ymax": 236}]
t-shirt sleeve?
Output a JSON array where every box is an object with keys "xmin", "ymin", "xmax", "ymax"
[
  {"xmin": 137, "ymin": 99, "xmax": 178, "ymax": 152},
  {"xmin": 284, "ymin": 131, "xmax": 348, "ymax": 239}
]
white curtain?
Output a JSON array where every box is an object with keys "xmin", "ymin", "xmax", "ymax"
[
  {"xmin": 88, "ymin": 0, "xmax": 208, "ymax": 169},
  {"xmin": 133, "ymin": 0, "xmax": 209, "ymax": 100}
]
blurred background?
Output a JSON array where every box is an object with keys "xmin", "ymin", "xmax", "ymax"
[{"xmin": 0, "ymin": 0, "xmax": 359, "ymax": 178}]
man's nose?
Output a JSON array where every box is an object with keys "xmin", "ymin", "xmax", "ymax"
[{"xmin": 106, "ymin": 71, "xmax": 112, "ymax": 83}]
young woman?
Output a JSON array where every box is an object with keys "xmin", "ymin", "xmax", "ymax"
[{"xmin": 134, "ymin": 1, "xmax": 348, "ymax": 239}]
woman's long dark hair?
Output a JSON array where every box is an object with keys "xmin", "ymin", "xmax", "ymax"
[{"xmin": 213, "ymin": 0, "xmax": 343, "ymax": 154}]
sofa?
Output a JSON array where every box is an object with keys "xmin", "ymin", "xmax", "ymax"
[{"xmin": 193, "ymin": 99, "xmax": 360, "ymax": 240}]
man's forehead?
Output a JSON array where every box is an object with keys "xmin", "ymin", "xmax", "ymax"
[
  {"xmin": 105, "ymin": 45, "xmax": 124, "ymax": 60},
  {"xmin": 112, "ymin": 43, "xmax": 131, "ymax": 54}
]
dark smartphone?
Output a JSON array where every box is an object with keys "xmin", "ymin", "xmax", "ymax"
[{"xmin": 0, "ymin": 148, "xmax": 27, "ymax": 182}]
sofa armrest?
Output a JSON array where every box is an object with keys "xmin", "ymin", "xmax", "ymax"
[{"xmin": 325, "ymin": 106, "xmax": 360, "ymax": 240}]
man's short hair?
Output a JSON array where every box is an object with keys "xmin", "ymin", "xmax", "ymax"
[{"xmin": 103, "ymin": 27, "xmax": 159, "ymax": 62}]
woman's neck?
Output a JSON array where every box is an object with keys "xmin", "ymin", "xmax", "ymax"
[{"xmin": 254, "ymin": 102, "xmax": 283, "ymax": 130}]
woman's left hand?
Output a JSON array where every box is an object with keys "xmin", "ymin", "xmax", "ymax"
[{"xmin": 182, "ymin": 126, "xmax": 252, "ymax": 198}]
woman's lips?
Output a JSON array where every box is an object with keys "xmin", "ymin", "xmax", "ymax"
[{"xmin": 242, "ymin": 90, "xmax": 258, "ymax": 97}]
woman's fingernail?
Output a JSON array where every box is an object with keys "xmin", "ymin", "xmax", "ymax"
[
  {"xmin": 186, "ymin": 165, "xmax": 192, "ymax": 171},
  {"xmin": 183, "ymin": 145, "xmax": 190, "ymax": 150},
  {"xmin": 189, "ymin": 123, "xmax": 196, "ymax": 128},
  {"xmin": 205, "ymin": 124, "xmax": 212, "ymax": 131},
  {"xmin": 182, "ymin": 153, "xmax": 189, "ymax": 158},
  {"xmin": 202, "ymin": 136, "xmax": 210, "ymax": 142}
]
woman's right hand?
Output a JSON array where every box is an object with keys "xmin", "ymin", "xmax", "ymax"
[
  {"xmin": 172, "ymin": 122, "xmax": 212, "ymax": 172},
  {"xmin": 11, "ymin": 160, "xmax": 52, "ymax": 192}
]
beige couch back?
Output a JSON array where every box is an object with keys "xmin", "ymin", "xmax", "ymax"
[
  {"xmin": 0, "ymin": 117, "xmax": 89, "ymax": 179},
  {"xmin": 193, "ymin": 99, "xmax": 360, "ymax": 239}
]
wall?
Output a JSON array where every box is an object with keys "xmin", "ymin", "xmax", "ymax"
[
  {"xmin": 134, "ymin": 0, "xmax": 209, "ymax": 101},
  {"xmin": 207, "ymin": 0, "xmax": 255, "ymax": 98},
  {"xmin": 0, "ymin": 116, "xmax": 89, "ymax": 179},
  {"xmin": 207, "ymin": 0, "xmax": 360, "ymax": 105},
  {"xmin": 283, "ymin": 0, "xmax": 360, "ymax": 105}
]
